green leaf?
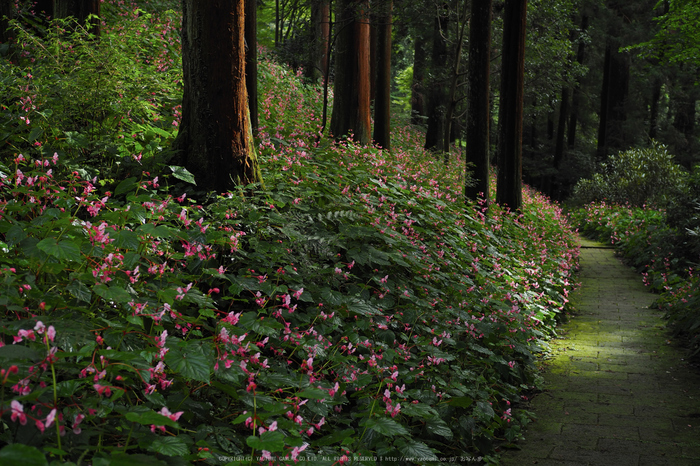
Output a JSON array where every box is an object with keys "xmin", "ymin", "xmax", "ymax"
[
  {"xmin": 347, "ymin": 298, "xmax": 381, "ymax": 316},
  {"xmin": 146, "ymin": 436, "xmax": 189, "ymax": 456},
  {"xmin": 314, "ymin": 427, "xmax": 355, "ymax": 446},
  {"xmin": 94, "ymin": 453, "xmax": 167, "ymax": 466},
  {"xmin": 164, "ymin": 340, "xmax": 212, "ymax": 383},
  {"xmin": 447, "ymin": 396, "xmax": 473, "ymax": 408},
  {"xmin": 28, "ymin": 126, "xmax": 43, "ymax": 142},
  {"xmin": 124, "ymin": 410, "xmax": 180, "ymax": 429},
  {"xmin": 296, "ymin": 387, "xmax": 328, "ymax": 400},
  {"xmin": 363, "ymin": 417, "xmax": 409, "ymax": 437},
  {"xmin": 113, "ymin": 229, "xmax": 140, "ymax": 250},
  {"xmin": 245, "ymin": 431, "xmax": 285, "ymax": 452},
  {"xmin": 37, "ymin": 238, "xmax": 81, "ymax": 262},
  {"xmin": 0, "ymin": 444, "xmax": 48, "ymax": 466},
  {"xmin": 394, "ymin": 438, "xmax": 436, "ymax": 460},
  {"xmin": 114, "ymin": 177, "xmax": 139, "ymax": 196},
  {"xmin": 93, "ymin": 284, "xmax": 132, "ymax": 304},
  {"xmin": 426, "ymin": 417, "xmax": 453, "ymax": 440},
  {"xmin": 67, "ymin": 280, "xmax": 92, "ymax": 303},
  {"xmin": 170, "ymin": 165, "xmax": 197, "ymax": 185},
  {"xmin": 0, "ymin": 344, "xmax": 42, "ymax": 362}
]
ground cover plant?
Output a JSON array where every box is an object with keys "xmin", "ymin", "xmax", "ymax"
[{"xmin": 0, "ymin": 2, "xmax": 579, "ymax": 464}]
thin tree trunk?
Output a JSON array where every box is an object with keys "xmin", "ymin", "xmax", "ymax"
[
  {"xmin": 567, "ymin": 15, "xmax": 588, "ymax": 148},
  {"xmin": 597, "ymin": 41, "xmax": 629, "ymax": 159},
  {"xmin": 554, "ymin": 87, "xmax": 569, "ymax": 169},
  {"xmin": 496, "ymin": 0, "xmax": 527, "ymax": 211},
  {"xmin": 1, "ymin": 0, "xmax": 15, "ymax": 43},
  {"xmin": 174, "ymin": 0, "xmax": 263, "ymax": 192},
  {"xmin": 443, "ymin": 0, "xmax": 470, "ymax": 162},
  {"xmin": 410, "ymin": 31, "xmax": 428, "ymax": 125},
  {"xmin": 424, "ymin": 7, "xmax": 449, "ymax": 151},
  {"xmin": 649, "ymin": 77, "xmax": 661, "ymax": 140},
  {"xmin": 373, "ymin": 0, "xmax": 392, "ymax": 150},
  {"xmin": 245, "ymin": 0, "xmax": 258, "ymax": 131},
  {"xmin": 465, "ymin": 0, "xmax": 493, "ymax": 203}
]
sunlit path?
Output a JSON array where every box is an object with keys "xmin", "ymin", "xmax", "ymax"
[{"xmin": 500, "ymin": 237, "xmax": 700, "ymax": 466}]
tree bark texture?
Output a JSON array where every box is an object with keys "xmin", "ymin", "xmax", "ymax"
[
  {"xmin": 465, "ymin": 0, "xmax": 492, "ymax": 202},
  {"xmin": 174, "ymin": 0, "xmax": 263, "ymax": 192},
  {"xmin": 372, "ymin": 0, "xmax": 392, "ymax": 151},
  {"xmin": 567, "ymin": 14, "xmax": 587, "ymax": 149},
  {"xmin": 310, "ymin": 0, "xmax": 331, "ymax": 82},
  {"xmin": 410, "ymin": 31, "xmax": 428, "ymax": 125},
  {"xmin": 330, "ymin": 0, "xmax": 371, "ymax": 144},
  {"xmin": 424, "ymin": 7, "xmax": 449, "ymax": 151},
  {"xmin": 596, "ymin": 41, "xmax": 629, "ymax": 159},
  {"xmin": 554, "ymin": 86, "xmax": 569, "ymax": 169},
  {"xmin": 245, "ymin": 0, "xmax": 258, "ymax": 131},
  {"xmin": 0, "ymin": 0, "xmax": 14, "ymax": 43},
  {"xmin": 496, "ymin": 0, "xmax": 527, "ymax": 211},
  {"xmin": 55, "ymin": 0, "xmax": 100, "ymax": 35}
]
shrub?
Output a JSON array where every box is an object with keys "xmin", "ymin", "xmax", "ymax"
[{"xmin": 569, "ymin": 142, "xmax": 688, "ymax": 208}]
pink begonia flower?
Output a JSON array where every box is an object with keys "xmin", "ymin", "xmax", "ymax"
[
  {"xmin": 73, "ymin": 413, "xmax": 85, "ymax": 434},
  {"xmin": 45, "ymin": 408, "xmax": 57, "ymax": 428},
  {"xmin": 291, "ymin": 443, "xmax": 308, "ymax": 461},
  {"xmin": 10, "ymin": 400, "xmax": 27, "ymax": 425}
]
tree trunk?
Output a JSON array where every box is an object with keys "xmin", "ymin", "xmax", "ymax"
[
  {"xmin": 597, "ymin": 41, "xmax": 629, "ymax": 159},
  {"xmin": 34, "ymin": 0, "xmax": 53, "ymax": 18},
  {"xmin": 496, "ymin": 0, "xmax": 527, "ymax": 211},
  {"xmin": 443, "ymin": 0, "xmax": 469, "ymax": 162},
  {"xmin": 424, "ymin": 7, "xmax": 449, "ymax": 151},
  {"xmin": 245, "ymin": 0, "xmax": 258, "ymax": 131},
  {"xmin": 373, "ymin": 0, "xmax": 392, "ymax": 150},
  {"xmin": 310, "ymin": 0, "xmax": 331, "ymax": 82},
  {"xmin": 173, "ymin": 0, "xmax": 263, "ymax": 192},
  {"xmin": 567, "ymin": 15, "xmax": 588, "ymax": 149},
  {"xmin": 410, "ymin": 31, "xmax": 428, "ymax": 125},
  {"xmin": 553, "ymin": 87, "xmax": 569, "ymax": 169},
  {"xmin": 1, "ymin": 0, "xmax": 15, "ymax": 43},
  {"xmin": 330, "ymin": 0, "xmax": 371, "ymax": 144},
  {"xmin": 649, "ymin": 77, "xmax": 662, "ymax": 140},
  {"xmin": 55, "ymin": 0, "xmax": 100, "ymax": 35},
  {"xmin": 464, "ymin": 0, "xmax": 493, "ymax": 203}
]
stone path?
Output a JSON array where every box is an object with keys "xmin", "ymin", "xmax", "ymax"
[{"xmin": 500, "ymin": 237, "xmax": 700, "ymax": 466}]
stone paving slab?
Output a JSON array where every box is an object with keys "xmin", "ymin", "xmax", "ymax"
[{"xmin": 499, "ymin": 237, "xmax": 700, "ymax": 465}]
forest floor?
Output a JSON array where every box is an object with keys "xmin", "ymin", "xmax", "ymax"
[{"xmin": 499, "ymin": 237, "xmax": 700, "ymax": 466}]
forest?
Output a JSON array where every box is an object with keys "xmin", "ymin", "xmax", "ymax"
[{"xmin": 0, "ymin": 0, "xmax": 699, "ymax": 464}]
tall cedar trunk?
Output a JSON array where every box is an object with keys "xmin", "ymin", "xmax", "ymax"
[
  {"xmin": 443, "ymin": 0, "xmax": 470, "ymax": 161},
  {"xmin": 424, "ymin": 7, "xmax": 449, "ymax": 151},
  {"xmin": 496, "ymin": 0, "xmax": 527, "ymax": 211},
  {"xmin": 311, "ymin": 0, "xmax": 331, "ymax": 82},
  {"xmin": 1, "ymin": 0, "xmax": 14, "ymax": 43},
  {"xmin": 568, "ymin": 15, "xmax": 588, "ymax": 148},
  {"xmin": 330, "ymin": 0, "xmax": 371, "ymax": 144},
  {"xmin": 373, "ymin": 0, "xmax": 392, "ymax": 150},
  {"xmin": 465, "ymin": 0, "xmax": 493, "ymax": 202},
  {"xmin": 553, "ymin": 87, "xmax": 569, "ymax": 169},
  {"xmin": 174, "ymin": 0, "xmax": 263, "ymax": 192},
  {"xmin": 597, "ymin": 41, "xmax": 629, "ymax": 159},
  {"xmin": 55, "ymin": 0, "xmax": 100, "ymax": 35},
  {"xmin": 34, "ymin": 0, "xmax": 54, "ymax": 17},
  {"xmin": 369, "ymin": 12, "xmax": 378, "ymax": 104},
  {"xmin": 410, "ymin": 32, "xmax": 428, "ymax": 125},
  {"xmin": 245, "ymin": 0, "xmax": 258, "ymax": 131},
  {"xmin": 649, "ymin": 77, "xmax": 662, "ymax": 140}
]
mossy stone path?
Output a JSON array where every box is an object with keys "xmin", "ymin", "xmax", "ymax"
[{"xmin": 500, "ymin": 237, "xmax": 700, "ymax": 466}]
